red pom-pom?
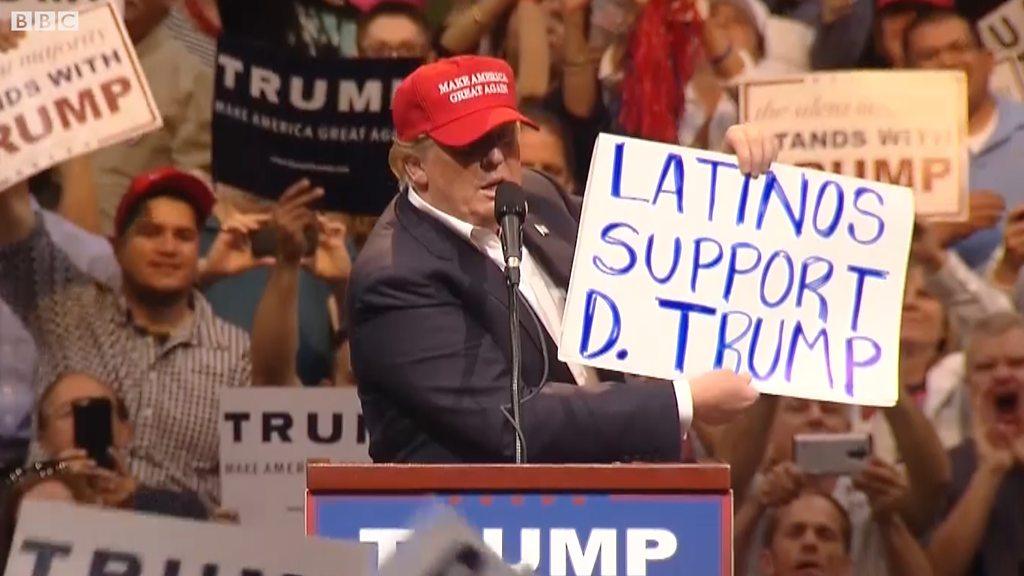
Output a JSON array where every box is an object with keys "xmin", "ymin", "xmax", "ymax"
[{"xmin": 618, "ymin": 0, "xmax": 704, "ymax": 143}]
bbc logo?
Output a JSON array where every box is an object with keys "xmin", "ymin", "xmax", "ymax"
[{"xmin": 9, "ymin": 11, "xmax": 79, "ymax": 31}]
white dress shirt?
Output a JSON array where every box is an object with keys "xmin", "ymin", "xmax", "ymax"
[{"xmin": 407, "ymin": 188, "xmax": 693, "ymax": 434}]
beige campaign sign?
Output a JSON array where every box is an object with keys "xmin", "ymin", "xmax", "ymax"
[
  {"xmin": 0, "ymin": 1, "xmax": 161, "ymax": 191},
  {"xmin": 739, "ymin": 71, "xmax": 968, "ymax": 220},
  {"xmin": 992, "ymin": 57, "xmax": 1024, "ymax": 102}
]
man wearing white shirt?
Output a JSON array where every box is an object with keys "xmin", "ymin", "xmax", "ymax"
[{"xmin": 348, "ymin": 55, "xmax": 772, "ymax": 463}]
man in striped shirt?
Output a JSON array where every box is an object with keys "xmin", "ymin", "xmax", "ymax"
[{"xmin": 0, "ymin": 168, "xmax": 292, "ymax": 507}]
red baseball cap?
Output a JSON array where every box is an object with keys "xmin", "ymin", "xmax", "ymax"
[
  {"xmin": 392, "ymin": 55, "xmax": 537, "ymax": 147},
  {"xmin": 114, "ymin": 167, "xmax": 215, "ymax": 237},
  {"xmin": 349, "ymin": 0, "xmax": 424, "ymax": 12},
  {"xmin": 876, "ymin": 0, "xmax": 954, "ymax": 9}
]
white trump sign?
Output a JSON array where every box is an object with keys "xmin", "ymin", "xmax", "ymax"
[
  {"xmin": 560, "ymin": 134, "xmax": 914, "ymax": 407},
  {"xmin": 219, "ymin": 387, "xmax": 370, "ymax": 534},
  {"xmin": 4, "ymin": 501, "xmax": 373, "ymax": 576}
]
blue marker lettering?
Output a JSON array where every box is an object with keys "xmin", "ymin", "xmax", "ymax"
[
  {"xmin": 580, "ymin": 289, "xmax": 622, "ymax": 359},
  {"xmin": 657, "ymin": 299, "xmax": 717, "ymax": 372},
  {"xmin": 748, "ymin": 317, "xmax": 784, "ymax": 380},
  {"xmin": 645, "ymin": 234, "xmax": 682, "ymax": 285},
  {"xmin": 714, "ymin": 311, "xmax": 752, "ymax": 372},
  {"xmin": 724, "ymin": 242, "xmax": 762, "ymax": 302},
  {"xmin": 736, "ymin": 173, "xmax": 755, "ymax": 226},
  {"xmin": 696, "ymin": 157, "xmax": 740, "ymax": 222},
  {"xmin": 845, "ymin": 336, "xmax": 882, "ymax": 397},
  {"xmin": 797, "ymin": 256, "xmax": 834, "ymax": 322},
  {"xmin": 760, "ymin": 250, "xmax": 795, "ymax": 308},
  {"xmin": 691, "ymin": 237, "xmax": 724, "ymax": 292},
  {"xmin": 812, "ymin": 180, "xmax": 844, "ymax": 238},
  {"xmin": 610, "ymin": 141, "xmax": 649, "ymax": 203},
  {"xmin": 593, "ymin": 222, "xmax": 638, "ymax": 276},
  {"xmin": 756, "ymin": 172, "xmax": 808, "ymax": 237},
  {"xmin": 786, "ymin": 322, "xmax": 834, "ymax": 389},
  {"xmin": 653, "ymin": 153, "xmax": 685, "ymax": 214},
  {"xmin": 847, "ymin": 265, "xmax": 888, "ymax": 331},
  {"xmin": 848, "ymin": 187, "xmax": 886, "ymax": 245}
]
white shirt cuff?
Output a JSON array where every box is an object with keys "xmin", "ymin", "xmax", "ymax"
[{"xmin": 672, "ymin": 378, "xmax": 694, "ymax": 438}]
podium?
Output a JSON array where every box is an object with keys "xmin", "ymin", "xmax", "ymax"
[{"xmin": 306, "ymin": 464, "xmax": 733, "ymax": 576}]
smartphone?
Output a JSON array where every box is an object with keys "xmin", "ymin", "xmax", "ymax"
[
  {"xmin": 73, "ymin": 398, "xmax": 115, "ymax": 470},
  {"xmin": 249, "ymin": 223, "xmax": 318, "ymax": 259},
  {"xmin": 793, "ymin": 432, "xmax": 871, "ymax": 476}
]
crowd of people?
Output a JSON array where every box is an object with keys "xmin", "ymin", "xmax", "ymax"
[{"xmin": 1, "ymin": 0, "xmax": 1023, "ymax": 574}]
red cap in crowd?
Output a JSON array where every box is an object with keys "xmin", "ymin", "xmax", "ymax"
[
  {"xmin": 114, "ymin": 167, "xmax": 215, "ymax": 237},
  {"xmin": 349, "ymin": 0, "xmax": 424, "ymax": 12},
  {"xmin": 876, "ymin": 0, "xmax": 954, "ymax": 9},
  {"xmin": 391, "ymin": 55, "xmax": 537, "ymax": 147}
]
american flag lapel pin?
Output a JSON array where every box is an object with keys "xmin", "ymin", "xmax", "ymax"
[{"xmin": 535, "ymin": 223, "xmax": 549, "ymax": 237}]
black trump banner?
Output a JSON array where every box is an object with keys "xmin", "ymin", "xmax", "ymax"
[{"xmin": 212, "ymin": 35, "xmax": 418, "ymax": 214}]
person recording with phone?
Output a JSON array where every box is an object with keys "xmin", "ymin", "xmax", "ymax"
[
  {"xmin": 34, "ymin": 372, "xmax": 208, "ymax": 519},
  {"xmin": 0, "ymin": 166, "xmax": 292, "ymax": 508},
  {"xmin": 199, "ymin": 179, "xmax": 352, "ymax": 387},
  {"xmin": 732, "ymin": 396, "xmax": 949, "ymax": 576}
]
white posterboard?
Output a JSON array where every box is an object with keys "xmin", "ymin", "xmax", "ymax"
[
  {"xmin": 560, "ymin": 134, "xmax": 915, "ymax": 407},
  {"xmin": 979, "ymin": 0, "xmax": 1024, "ymax": 65},
  {"xmin": 992, "ymin": 56, "xmax": 1024, "ymax": 102},
  {"xmin": 4, "ymin": 500, "xmax": 374, "ymax": 576},
  {"xmin": 0, "ymin": 1, "xmax": 161, "ymax": 191},
  {"xmin": 219, "ymin": 387, "xmax": 370, "ymax": 534},
  {"xmin": 739, "ymin": 71, "xmax": 967, "ymax": 220}
]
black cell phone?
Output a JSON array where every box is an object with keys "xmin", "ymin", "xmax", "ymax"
[
  {"xmin": 249, "ymin": 223, "xmax": 318, "ymax": 259},
  {"xmin": 73, "ymin": 398, "xmax": 115, "ymax": 470}
]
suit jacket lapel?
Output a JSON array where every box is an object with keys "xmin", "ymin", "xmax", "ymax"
[
  {"xmin": 523, "ymin": 215, "xmax": 575, "ymax": 289},
  {"xmin": 394, "ymin": 191, "xmax": 547, "ymax": 357}
]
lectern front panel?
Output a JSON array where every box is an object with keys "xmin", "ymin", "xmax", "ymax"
[{"xmin": 307, "ymin": 492, "xmax": 730, "ymax": 575}]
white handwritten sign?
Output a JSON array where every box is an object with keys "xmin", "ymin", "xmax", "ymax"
[
  {"xmin": 4, "ymin": 501, "xmax": 374, "ymax": 576},
  {"xmin": 560, "ymin": 134, "xmax": 914, "ymax": 407},
  {"xmin": 219, "ymin": 387, "xmax": 370, "ymax": 534},
  {"xmin": 992, "ymin": 56, "xmax": 1024, "ymax": 102},
  {"xmin": 739, "ymin": 71, "xmax": 967, "ymax": 220},
  {"xmin": 979, "ymin": 1, "xmax": 1024, "ymax": 68},
  {"xmin": 0, "ymin": 1, "xmax": 161, "ymax": 191},
  {"xmin": 0, "ymin": 0, "xmax": 125, "ymax": 20}
]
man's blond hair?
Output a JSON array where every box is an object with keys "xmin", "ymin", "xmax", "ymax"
[
  {"xmin": 388, "ymin": 137, "xmax": 434, "ymax": 186},
  {"xmin": 387, "ymin": 122, "xmax": 524, "ymax": 186}
]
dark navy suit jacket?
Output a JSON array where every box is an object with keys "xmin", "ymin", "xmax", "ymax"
[{"xmin": 348, "ymin": 170, "xmax": 682, "ymax": 463}]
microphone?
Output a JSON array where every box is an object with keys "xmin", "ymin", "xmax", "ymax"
[
  {"xmin": 494, "ymin": 181, "xmax": 528, "ymax": 464},
  {"xmin": 494, "ymin": 182, "xmax": 528, "ymax": 287}
]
